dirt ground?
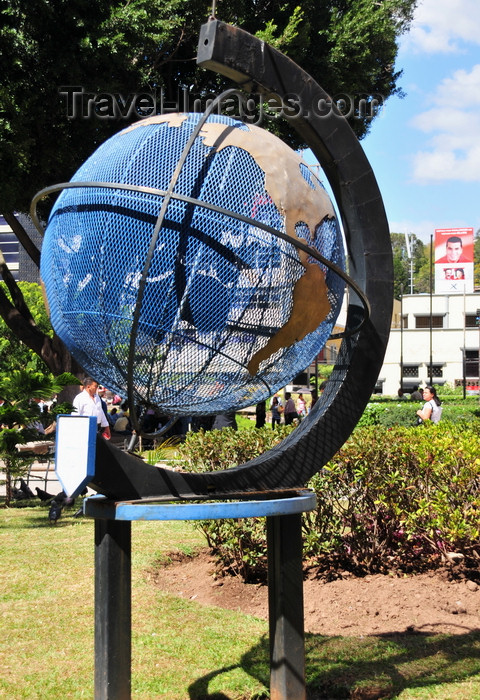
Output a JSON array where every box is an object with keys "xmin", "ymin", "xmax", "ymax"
[{"xmin": 149, "ymin": 549, "xmax": 480, "ymax": 637}]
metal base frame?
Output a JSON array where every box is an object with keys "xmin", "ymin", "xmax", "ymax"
[{"xmin": 88, "ymin": 492, "xmax": 316, "ymax": 700}]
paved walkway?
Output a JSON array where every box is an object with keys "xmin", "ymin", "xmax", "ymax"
[{"xmin": 1, "ymin": 457, "xmax": 64, "ymax": 498}]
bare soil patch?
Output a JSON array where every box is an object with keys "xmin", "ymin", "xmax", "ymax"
[{"xmin": 149, "ymin": 549, "xmax": 480, "ymax": 637}]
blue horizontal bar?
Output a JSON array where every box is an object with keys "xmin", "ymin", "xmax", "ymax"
[{"xmin": 84, "ymin": 491, "xmax": 317, "ymax": 521}]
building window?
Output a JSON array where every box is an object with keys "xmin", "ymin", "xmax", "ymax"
[
  {"xmin": 403, "ymin": 365, "xmax": 419, "ymax": 377},
  {"xmin": 431, "ymin": 365, "xmax": 443, "ymax": 378},
  {"xmin": 415, "ymin": 315, "xmax": 444, "ymax": 329},
  {"xmin": 466, "ymin": 314, "xmax": 479, "ymax": 328},
  {"xmin": 465, "ymin": 350, "xmax": 479, "ymax": 377},
  {"xmin": 0, "ymin": 218, "xmax": 19, "ymax": 280},
  {"xmin": 401, "ymin": 314, "xmax": 408, "ymax": 329}
]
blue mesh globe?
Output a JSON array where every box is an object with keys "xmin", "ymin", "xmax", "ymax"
[{"xmin": 40, "ymin": 113, "xmax": 345, "ymax": 415}]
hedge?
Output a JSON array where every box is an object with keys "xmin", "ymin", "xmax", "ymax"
[
  {"xmin": 358, "ymin": 400, "xmax": 480, "ymax": 427},
  {"xmin": 176, "ymin": 421, "xmax": 480, "ymax": 581}
]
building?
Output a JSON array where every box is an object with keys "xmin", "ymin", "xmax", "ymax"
[
  {"xmin": 378, "ymin": 292, "xmax": 480, "ymax": 395},
  {"xmin": 0, "ymin": 215, "xmax": 19, "ymax": 279},
  {"xmin": 0, "ymin": 214, "xmax": 42, "ymax": 283}
]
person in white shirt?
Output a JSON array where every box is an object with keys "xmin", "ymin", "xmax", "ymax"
[
  {"xmin": 416, "ymin": 386, "xmax": 443, "ymax": 424},
  {"xmin": 72, "ymin": 377, "xmax": 111, "ymax": 439}
]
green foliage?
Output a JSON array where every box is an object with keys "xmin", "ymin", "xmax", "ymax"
[
  {"xmin": 177, "ymin": 425, "xmax": 294, "ymax": 581},
  {"xmin": 236, "ymin": 413, "xmax": 256, "ymax": 430},
  {"xmin": 307, "ymin": 424, "xmax": 480, "ymax": 576},
  {"xmin": 54, "ymin": 372, "xmax": 82, "ymax": 388},
  {"xmin": 0, "ymin": 368, "xmax": 64, "ymax": 504},
  {"xmin": 356, "ymin": 402, "xmax": 389, "ymax": 426},
  {"xmin": 0, "ymin": 0, "xmax": 417, "ymax": 214},
  {"xmin": 178, "ymin": 424, "xmax": 295, "ymax": 473},
  {"xmin": 414, "ymin": 240, "xmax": 434, "ymax": 294},
  {"xmin": 201, "ymin": 517, "xmax": 269, "ymax": 582},
  {"xmin": 142, "ymin": 436, "xmax": 181, "ymax": 465},
  {"xmin": 255, "ymin": 5, "xmax": 304, "ymax": 49},
  {"xmin": 0, "ymin": 369, "xmax": 62, "ymax": 404},
  {"xmin": 390, "ymin": 232, "xmax": 428, "ymax": 298},
  {"xmin": 49, "ymin": 401, "xmax": 76, "ymax": 418},
  {"xmin": 435, "ymin": 383, "xmax": 464, "ymax": 396},
  {"xmin": 0, "ymin": 282, "xmax": 52, "ymax": 372},
  {"xmin": 475, "ymin": 227, "xmax": 480, "ymax": 288},
  {"xmin": 179, "ymin": 419, "xmax": 480, "ymax": 582},
  {"xmin": 358, "ymin": 398, "xmax": 480, "ymax": 427},
  {"xmin": 309, "ymin": 365, "xmax": 334, "ymax": 391}
]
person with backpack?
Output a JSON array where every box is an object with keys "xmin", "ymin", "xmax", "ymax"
[{"xmin": 416, "ymin": 386, "xmax": 442, "ymax": 424}]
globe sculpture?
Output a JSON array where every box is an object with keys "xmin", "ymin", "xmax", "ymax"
[
  {"xmin": 31, "ymin": 20, "xmax": 392, "ymax": 501},
  {"xmin": 40, "ymin": 112, "xmax": 346, "ymax": 418}
]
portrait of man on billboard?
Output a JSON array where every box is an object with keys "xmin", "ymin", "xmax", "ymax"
[
  {"xmin": 435, "ymin": 228, "xmax": 473, "ymax": 265},
  {"xmin": 436, "ymin": 235, "xmax": 470, "ymax": 263}
]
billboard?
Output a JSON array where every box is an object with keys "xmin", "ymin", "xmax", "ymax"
[{"xmin": 435, "ymin": 227, "xmax": 474, "ymax": 294}]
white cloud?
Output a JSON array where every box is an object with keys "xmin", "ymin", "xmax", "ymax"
[
  {"xmin": 402, "ymin": 0, "xmax": 480, "ymax": 54},
  {"xmin": 432, "ymin": 64, "xmax": 480, "ymax": 105},
  {"xmin": 410, "ymin": 65, "xmax": 480, "ymax": 182}
]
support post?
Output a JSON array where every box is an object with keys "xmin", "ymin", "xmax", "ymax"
[
  {"xmin": 88, "ymin": 494, "xmax": 315, "ymax": 699},
  {"xmin": 267, "ymin": 513, "xmax": 306, "ymax": 700},
  {"xmin": 95, "ymin": 519, "xmax": 132, "ymax": 700}
]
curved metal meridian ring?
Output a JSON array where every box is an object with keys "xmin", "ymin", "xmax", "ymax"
[
  {"xmin": 88, "ymin": 20, "xmax": 393, "ymax": 501},
  {"xmin": 31, "ymin": 180, "xmax": 370, "ymax": 339},
  {"xmin": 32, "ymin": 173, "xmax": 370, "ymax": 441}
]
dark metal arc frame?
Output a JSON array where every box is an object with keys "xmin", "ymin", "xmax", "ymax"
[{"xmin": 76, "ymin": 20, "xmax": 393, "ymax": 500}]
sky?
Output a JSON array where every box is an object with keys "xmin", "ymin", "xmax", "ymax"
[{"xmin": 360, "ymin": 0, "xmax": 480, "ymax": 244}]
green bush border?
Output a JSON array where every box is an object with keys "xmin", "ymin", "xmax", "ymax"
[{"xmin": 177, "ymin": 416, "xmax": 480, "ymax": 581}]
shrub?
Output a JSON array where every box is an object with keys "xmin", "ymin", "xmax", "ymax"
[
  {"xmin": 307, "ymin": 423, "xmax": 480, "ymax": 577},
  {"xmin": 357, "ymin": 400, "xmax": 480, "ymax": 428},
  {"xmin": 0, "ymin": 370, "xmax": 67, "ymax": 505},
  {"xmin": 177, "ymin": 425, "xmax": 294, "ymax": 581},
  {"xmin": 179, "ymin": 421, "xmax": 480, "ymax": 581},
  {"xmin": 178, "ymin": 424, "xmax": 294, "ymax": 473}
]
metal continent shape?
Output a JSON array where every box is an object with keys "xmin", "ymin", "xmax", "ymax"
[
  {"xmin": 123, "ymin": 115, "xmax": 333, "ymax": 375},
  {"xmin": 90, "ymin": 20, "xmax": 393, "ymax": 500}
]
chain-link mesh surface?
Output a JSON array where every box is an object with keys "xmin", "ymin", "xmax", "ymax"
[{"xmin": 41, "ymin": 113, "xmax": 345, "ymax": 414}]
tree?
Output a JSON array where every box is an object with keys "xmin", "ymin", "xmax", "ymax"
[
  {"xmin": 474, "ymin": 228, "xmax": 480, "ymax": 289},
  {"xmin": 0, "ymin": 282, "xmax": 52, "ymax": 373},
  {"xmin": 0, "ymin": 246, "xmax": 84, "ymax": 376},
  {"xmin": 414, "ymin": 242, "xmax": 433, "ymax": 294},
  {"xmin": 0, "ymin": 0, "xmax": 417, "ymax": 375},
  {"xmin": 0, "ymin": 369, "xmax": 71, "ymax": 505},
  {"xmin": 390, "ymin": 232, "xmax": 427, "ymax": 298}
]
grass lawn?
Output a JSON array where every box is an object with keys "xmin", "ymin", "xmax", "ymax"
[{"xmin": 1, "ymin": 504, "xmax": 480, "ymax": 699}]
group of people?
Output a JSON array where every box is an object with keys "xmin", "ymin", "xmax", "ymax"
[
  {"xmin": 72, "ymin": 378, "xmax": 240, "ymax": 441},
  {"xmin": 34, "ymin": 377, "xmax": 444, "ymax": 447},
  {"xmin": 73, "ymin": 379, "xmax": 324, "ymax": 436},
  {"xmin": 268, "ymin": 390, "xmax": 318, "ymax": 428}
]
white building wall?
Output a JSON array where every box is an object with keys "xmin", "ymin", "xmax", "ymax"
[{"xmin": 379, "ymin": 292, "xmax": 480, "ymax": 395}]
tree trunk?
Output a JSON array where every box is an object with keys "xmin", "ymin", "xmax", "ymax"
[
  {"xmin": 0, "ymin": 212, "xmax": 84, "ymax": 378},
  {"xmin": 4, "ymin": 459, "xmax": 12, "ymax": 507},
  {"xmin": 57, "ymin": 384, "xmax": 82, "ymax": 405},
  {"xmin": 2, "ymin": 211, "xmax": 41, "ymax": 267}
]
